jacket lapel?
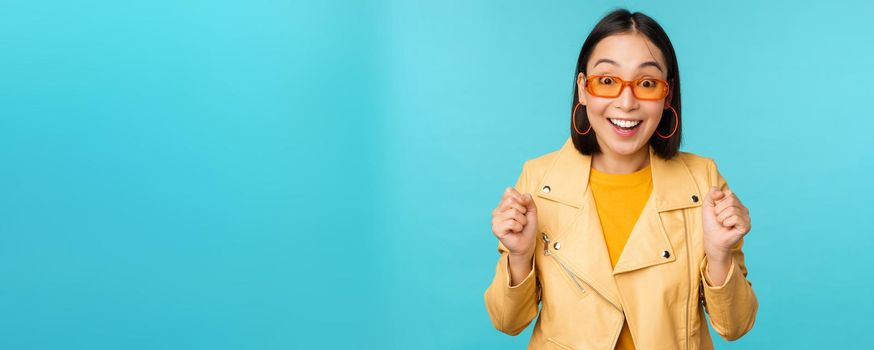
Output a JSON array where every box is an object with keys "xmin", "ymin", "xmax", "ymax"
[
  {"xmin": 534, "ymin": 137, "xmax": 703, "ymax": 305},
  {"xmin": 534, "ymin": 138, "xmax": 590, "ymax": 209},
  {"xmin": 612, "ymin": 145, "xmax": 703, "ymax": 274}
]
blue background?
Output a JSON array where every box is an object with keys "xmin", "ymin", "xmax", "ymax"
[{"xmin": 2, "ymin": 0, "xmax": 872, "ymax": 348}]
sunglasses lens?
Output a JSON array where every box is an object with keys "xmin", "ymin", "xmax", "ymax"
[
  {"xmin": 633, "ymin": 79, "xmax": 669, "ymax": 100},
  {"xmin": 588, "ymin": 76, "xmax": 622, "ymax": 97}
]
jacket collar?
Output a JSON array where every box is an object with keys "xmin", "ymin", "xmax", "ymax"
[{"xmin": 535, "ymin": 137, "xmax": 702, "ymax": 213}]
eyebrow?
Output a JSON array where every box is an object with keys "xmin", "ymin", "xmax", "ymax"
[{"xmin": 592, "ymin": 58, "xmax": 663, "ymax": 72}]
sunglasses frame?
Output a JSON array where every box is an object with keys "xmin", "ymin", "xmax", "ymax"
[{"xmin": 585, "ymin": 75, "xmax": 671, "ymax": 101}]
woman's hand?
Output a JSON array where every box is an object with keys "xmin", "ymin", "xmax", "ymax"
[
  {"xmin": 491, "ymin": 187, "xmax": 538, "ymax": 259},
  {"xmin": 702, "ymin": 186, "xmax": 751, "ymax": 261}
]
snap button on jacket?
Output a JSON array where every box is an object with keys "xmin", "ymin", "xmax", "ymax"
[{"xmin": 484, "ymin": 137, "xmax": 758, "ymax": 350}]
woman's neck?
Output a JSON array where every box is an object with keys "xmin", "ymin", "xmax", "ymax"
[{"xmin": 592, "ymin": 146, "xmax": 650, "ymax": 174}]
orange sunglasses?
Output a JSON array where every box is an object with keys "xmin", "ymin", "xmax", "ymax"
[{"xmin": 585, "ymin": 75, "xmax": 670, "ymax": 101}]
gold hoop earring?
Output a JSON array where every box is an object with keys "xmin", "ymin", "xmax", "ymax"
[
  {"xmin": 656, "ymin": 105, "xmax": 679, "ymax": 139},
  {"xmin": 572, "ymin": 102, "xmax": 591, "ymax": 135}
]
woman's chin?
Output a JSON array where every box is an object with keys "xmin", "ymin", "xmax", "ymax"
[{"xmin": 602, "ymin": 139, "xmax": 647, "ymax": 156}]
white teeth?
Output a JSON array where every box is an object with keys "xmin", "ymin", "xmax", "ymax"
[{"xmin": 609, "ymin": 118, "xmax": 641, "ymax": 128}]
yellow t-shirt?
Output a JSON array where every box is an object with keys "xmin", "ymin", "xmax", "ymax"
[{"xmin": 589, "ymin": 163, "xmax": 653, "ymax": 350}]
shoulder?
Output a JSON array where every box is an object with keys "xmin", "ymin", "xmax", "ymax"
[
  {"xmin": 673, "ymin": 150, "xmax": 725, "ymax": 188},
  {"xmin": 674, "ymin": 150, "xmax": 715, "ymax": 171},
  {"xmin": 521, "ymin": 148, "xmax": 561, "ymax": 177}
]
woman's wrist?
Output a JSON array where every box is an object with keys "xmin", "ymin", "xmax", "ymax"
[
  {"xmin": 704, "ymin": 249, "xmax": 732, "ymax": 286},
  {"xmin": 507, "ymin": 251, "xmax": 534, "ymax": 287},
  {"xmin": 705, "ymin": 250, "xmax": 731, "ymax": 264},
  {"xmin": 703, "ymin": 243, "xmax": 731, "ymax": 263},
  {"xmin": 508, "ymin": 251, "xmax": 534, "ymax": 267}
]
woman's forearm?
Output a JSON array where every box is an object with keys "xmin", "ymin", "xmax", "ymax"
[
  {"xmin": 508, "ymin": 252, "xmax": 534, "ymax": 287},
  {"xmin": 705, "ymin": 251, "xmax": 732, "ymax": 286}
]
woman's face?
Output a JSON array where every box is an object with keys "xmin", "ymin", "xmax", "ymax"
[{"xmin": 577, "ymin": 32, "xmax": 670, "ymax": 157}]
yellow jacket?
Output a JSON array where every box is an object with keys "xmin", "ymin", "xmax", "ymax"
[{"xmin": 484, "ymin": 137, "xmax": 758, "ymax": 349}]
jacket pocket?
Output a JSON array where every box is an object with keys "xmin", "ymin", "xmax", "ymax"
[
  {"xmin": 545, "ymin": 337, "xmax": 573, "ymax": 350},
  {"xmin": 542, "ymin": 231, "xmax": 589, "ymax": 300},
  {"xmin": 548, "ymin": 254, "xmax": 589, "ymax": 300}
]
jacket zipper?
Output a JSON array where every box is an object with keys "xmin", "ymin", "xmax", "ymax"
[
  {"xmin": 542, "ymin": 232, "xmax": 587, "ymax": 294},
  {"xmin": 683, "ymin": 210, "xmax": 691, "ymax": 350},
  {"xmin": 542, "ymin": 232, "xmax": 624, "ymax": 349}
]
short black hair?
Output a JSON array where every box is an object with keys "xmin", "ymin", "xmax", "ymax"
[{"xmin": 570, "ymin": 8, "xmax": 682, "ymax": 159}]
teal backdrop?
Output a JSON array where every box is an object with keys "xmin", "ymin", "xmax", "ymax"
[{"xmin": 2, "ymin": 0, "xmax": 872, "ymax": 348}]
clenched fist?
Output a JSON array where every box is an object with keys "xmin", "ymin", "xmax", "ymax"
[
  {"xmin": 702, "ymin": 186, "xmax": 751, "ymax": 258},
  {"xmin": 491, "ymin": 187, "xmax": 538, "ymax": 259}
]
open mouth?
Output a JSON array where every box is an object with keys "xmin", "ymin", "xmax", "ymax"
[
  {"xmin": 608, "ymin": 118, "xmax": 642, "ymax": 130},
  {"xmin": 608, "ymin": 118, "xmax": 642, "ymax": 137}
]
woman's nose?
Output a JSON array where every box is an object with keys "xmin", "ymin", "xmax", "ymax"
[{"xmin": 614, "ymin": 84, "xmax": 637, "ymax": 111}]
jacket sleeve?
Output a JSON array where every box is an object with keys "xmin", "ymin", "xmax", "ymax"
[
  {"xmin": 699, "ymin": 158, "xmax": 759, "ymax": 341},
  {"xmin": 483, "ymin": 160, "xmax": 540, "ymax": 336}
]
